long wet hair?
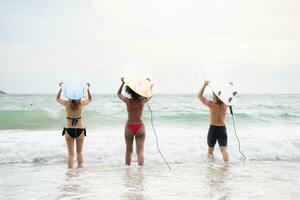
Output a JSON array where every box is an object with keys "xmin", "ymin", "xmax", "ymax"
[
  {"xmin": 125, "ymin": 86, "xmax": 142, "ymax": 101},
  {"xmin": 213, "ymin": 93, "xmax": 223, "ymax": 105},
  {"xmin": 70, "ymin": 99, "xmax": 81, "ymax": 110}
]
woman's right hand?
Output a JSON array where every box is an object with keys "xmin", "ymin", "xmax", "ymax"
[
  {"xmin": 204, "ymin": 80, "xmax": 210, "ymax": 86},
  {"xmin": 59, "ymin": 82, "xmax": 63, "ymax": 87},
  {"xmin": 121, "ymin": 77, "xmax": 125, "ymax": 83}
]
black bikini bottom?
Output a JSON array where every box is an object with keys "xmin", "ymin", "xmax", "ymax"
[{"xmin": 62, "ymin": 127, "xmax": 86, "ymax": 138}]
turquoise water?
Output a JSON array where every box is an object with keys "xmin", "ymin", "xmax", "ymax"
[
  {"xmin": 0, "ymin": 93, "xmax": 299, "ymax": 163},
  {"xmin": 0, "ymin": 94, "xmax": 299, "ymax": 129}
]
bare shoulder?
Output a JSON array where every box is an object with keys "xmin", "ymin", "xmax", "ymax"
[
  {"xmin": 64, "ymin": 101, "xmax": 71, "ymax": 108},
  {"xmin": 81, "ymin": 98, "xmax": 92, "ymax": 106},
  {"xmin": 124, "ymin": 96, "xmax": 130, "ymax": 103},
  {"xmin": 222, "ymin": 103, "xmax": 229, "ymax": 111},
  {"xmin": 207, "ymin": 100, "xmax": 217, "ymax": 108},
  {"xmin": 223, "ymin": 103, "xmax": 228, "ymax": 108},
  {"xmin": 123, "ymin": 97, "xmax": 131, "ymax": 105},
  {"xmin": 200, "ymin": 96, "xmax": 214, "ymax": 108},
  {"xmin": 61, "ymin": 99, "xmax": 69, "ymax": 107},
  {"xmin": 118, "ymin": 94, "xmax": 130, "ymax": 103}
]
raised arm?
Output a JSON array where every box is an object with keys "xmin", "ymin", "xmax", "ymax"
[
  {"xmin": 144, "ymin": 80, "xmax": 153, "ymax": 103},
  {"xmin": 56, "ymin": 82, "xmax": 68, "ymax": 106},
  {"xmin": 82, "ymin": 83, "xmax": 92, "ymax": 106},
  {"xmin": 197, "ymin": 80, "xmax": 213, "ymax": 107},
  {"xmin": 117, "ymin": 77, "xmax": 128, "ymax": 102}
]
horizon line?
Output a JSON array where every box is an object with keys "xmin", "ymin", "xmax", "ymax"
[{"xmin": 2, "ymin": 92, "xmax": 300, "ymax": 95}]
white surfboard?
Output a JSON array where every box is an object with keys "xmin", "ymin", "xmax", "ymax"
[
  {"xmin": 208, "ymin": 81, "xmax": 238, "ymax": 106},
  {"xmin": 123, "ymin": 77, "xmax": 153, "ymax": 98},
  {"xmin": 61, "ymin": 80, "xmax": 88, "ymax": 100}
]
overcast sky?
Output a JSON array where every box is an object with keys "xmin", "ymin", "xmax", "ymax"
[{"xmin": 0, "ymin": 0, "xmax": 300, "ymax": 94}]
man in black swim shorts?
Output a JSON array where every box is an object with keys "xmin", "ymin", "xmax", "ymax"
[{"xmin": 197, "ymin": 80, "xmax": 230, "ymax": 162}]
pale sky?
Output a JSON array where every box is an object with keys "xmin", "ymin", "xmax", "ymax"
[{"xmin": 0, "ymin": 0, "xmax": 300, "ymax": 94}]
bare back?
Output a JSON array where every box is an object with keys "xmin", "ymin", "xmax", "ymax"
[
  {"xmin": 125, "ymin": 99, "xmax": 145, "ymax": 124},
  {"xmin": 209, "ymin": 103, "xmax": 228, "ymax": 126},
  {"xmin": 64, "ymin": 102, "xmax": 84, "ymax": 128}
]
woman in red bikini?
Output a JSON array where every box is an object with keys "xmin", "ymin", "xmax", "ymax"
[{"xmin": 117, "ymin": 77, "xmax": 149, "ymax": 166}]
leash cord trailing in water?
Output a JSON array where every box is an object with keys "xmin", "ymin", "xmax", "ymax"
[
  {"xmin": 229, "ymin": 106, "xmax": 247, "ymax": 162},
  {"xmin": 146, "ymin": 100, "xmax": 172, "ymax": 170}
]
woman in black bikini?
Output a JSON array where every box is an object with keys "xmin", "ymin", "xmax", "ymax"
[{"xmin": 56, "ymin": 82, "xmax": 92, "ymax": 168}]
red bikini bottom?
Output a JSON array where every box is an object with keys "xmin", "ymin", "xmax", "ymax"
[{"xmin": 127, "ymin": 123, "xmax": 144, "ymax": 134}]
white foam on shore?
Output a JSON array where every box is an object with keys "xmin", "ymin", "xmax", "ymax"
[{"xmin": 0, "ymin": 125, "xmax": 299, "ymax": 165}]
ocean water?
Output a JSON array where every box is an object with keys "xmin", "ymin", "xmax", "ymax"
[{"xmin": 0, "ymin": 94, "xmax": 300, "ymax": 199}]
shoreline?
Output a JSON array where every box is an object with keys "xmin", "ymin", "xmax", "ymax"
[{"xmin": 1, "ymin": 161, "xmax": 299, "ymax": 200}]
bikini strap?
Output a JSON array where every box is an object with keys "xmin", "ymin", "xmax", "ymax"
[
  {"xmin": 66, "ymin": 117, "xmax": 82, "ymax": 120},
  {"xmin": 62, "ymin": 127, "xmax": 66, "ymax": 136}
]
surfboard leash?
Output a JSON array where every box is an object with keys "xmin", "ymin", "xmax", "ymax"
[
  {"xmin": 229, "ymin": 106, "xmax": 246, "ymax": 162},
  {"xmin": 146, "ymin": 100, "xmax": 172, "ymax": 170}
]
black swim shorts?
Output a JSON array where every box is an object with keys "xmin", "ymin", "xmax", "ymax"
[{"xmin": 207, "ymin": 125, "xmax": 227, "ymax": 147}]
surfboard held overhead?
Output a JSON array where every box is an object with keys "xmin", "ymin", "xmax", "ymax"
[
  {"xmin": 61, "ymin": 80, "xmax": 88, "ymax": 100},
  {"xmin": 208, "ymin": 81, "xmax": 238, "ymax": 106},
  {"xmin": 123, "ymin": 76, "xmax": 154, "ymax": 98}
]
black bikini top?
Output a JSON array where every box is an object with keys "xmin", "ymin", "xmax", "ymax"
[{"xmin": 66, "ymin": 117, "xmax": 82, "ymax": 126}]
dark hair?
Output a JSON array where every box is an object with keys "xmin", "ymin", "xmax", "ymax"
[
  {"xmin": 213, "ymin": 93, "xmax": 223, "ymax": 105},
  {"xmin": 70, "ymin": 99, "xmax": 81, "ymax": 110},
  {"xmin": 125, "ymin": 86, "xmax": 141, "ymax": 101}
]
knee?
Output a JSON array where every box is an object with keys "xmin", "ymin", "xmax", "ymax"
[
  {"xmin": 220, "ymin": 148, "xmax": 227, "ymax": 153},
  {"xmin": 76, "ymin": 151, "xmax": 83, "ymax": 157},
  {"xmin": 136, "ymin": 146, "xmax": 144, "ymax": 156},
  {"xmin": 126, "ymin": 147, "xmax": 133, "ymax": 154},
  {"xmin": 68, "ymin": 149, "xmax": 75, "ymax": 156},
  {"xmin": 76, "ymin": 149, "xmax": 82, "ymax": 155},
  {"xmin": 136, "ymin": 149, "xmax": 144, "ymax": 155},
  {"xmin": 68, "ymin": 153, "xmax": 75, "ymax": 158},
  {"xmin": 208, "ymin": 148, "xmax": 214, "ymax": 154}
]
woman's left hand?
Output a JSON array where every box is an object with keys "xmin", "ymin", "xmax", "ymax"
[{"xmin": 204, "ymin": 80, "xmax": 210, "ymax": 86}]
